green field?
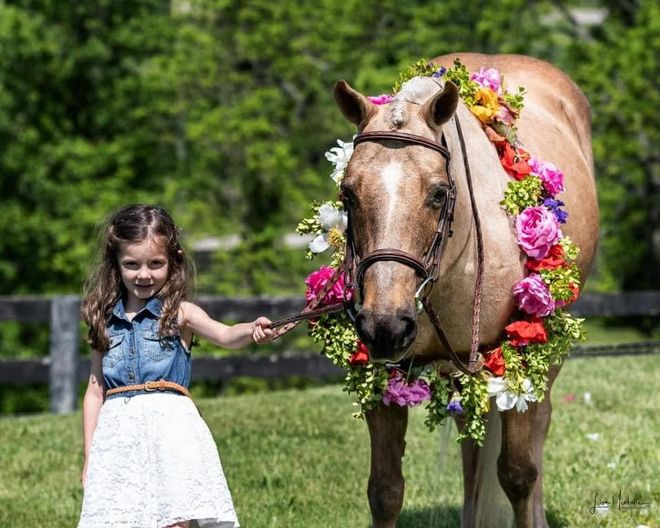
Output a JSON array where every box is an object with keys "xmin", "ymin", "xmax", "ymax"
[{"xmin": 0, "ymin": 355, "xmax": 657, "ymax": 527}]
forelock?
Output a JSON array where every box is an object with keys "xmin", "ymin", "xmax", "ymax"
[{"xmin": 389, "ymin": 77, "xmax": 443, "ymax": 128}]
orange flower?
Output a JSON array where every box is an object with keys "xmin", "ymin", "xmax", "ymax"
[
  {"xmin": 483, "ymin": 346, "xmax": 505, "ymax": 376},
  {"xmin": 348, "ymin": 341, "xmax": 370, "ymax": 366},
  {"xmin": 525, "ymin": 244, "xmax": 566, "ymax": 271},
  {"xmin": 505, "ymin": 318, "xmax": 548, "ymax": 347},
  {"xmin": 565, "ymin": 283, "xmax": 580, "ymax": 305},
  {"xmin": 497, "ymin": 141, "xmax": 532, "ymax": 180}
]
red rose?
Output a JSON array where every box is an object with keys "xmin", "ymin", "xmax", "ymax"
[
  {"xmin": 482, "ymin": 346, "xmax": 505, "ymax": 376},
  {"xmin": 497, "ymin": 142, "xmax": 532, "ymax": 180},
  {"xmin": 348, "ymin": 341, "xmax": 370, "ymax": 366},
  {"xmin": 505, "ymin": 318, "xmax": 548, "ymax": 347},
  {"xmin": 526, "ymin": 244, "xmax": 566, "ymax": 271}
]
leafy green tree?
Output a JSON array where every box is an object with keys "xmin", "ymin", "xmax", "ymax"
[
  {"xmin": 568, "ymin": 0, "xmax": 659, "ymax": 291},
  {"xmin": 0, "ymin": 0, "xmax": 657, "ymax": 299}
]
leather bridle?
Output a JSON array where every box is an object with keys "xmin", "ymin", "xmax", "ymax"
[
  {"xmin": 344, "ymin": 130, "xmax": 456, "ymax": 307},
  {"xmin": 343, "ymin": 122, "xmax": 483, "ymax": 376},
  {"xmin": 271, "ymin": 117, "xmax": 484, "ymax": 376}
]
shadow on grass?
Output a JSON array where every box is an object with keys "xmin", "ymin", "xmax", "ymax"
[
  {"xmin": 397, "ymin": 506, "xmax": 568, "ymax": 527},
  {"xmin": 397, "ymin": 505, "xmax": 461, "ymax": 528}
]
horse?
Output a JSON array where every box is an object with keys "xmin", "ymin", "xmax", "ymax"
[{"xmin": 332, "ymin": 53, "xmax": 599, "ymax": 528}]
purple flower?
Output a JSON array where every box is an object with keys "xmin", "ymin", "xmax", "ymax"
[
  {"xmin": 544, "ymin": 198, "xmax": 568, "ymax": 224},
  {"xmin": 516, "ymin": 206, "xmax": 562, "ymax": 259},
  {"xmin": 447, "ymin": 400, "xmax": 463, "ymax": 415},
  {"xmin": 433, "ymin": 66, "xmax": 447, "ymax": 78},
  {"xmin": 513, "ymin": 273, "xmax": 556, "ymax": 317},
  {"xmin": 529, "ymin": 156, "xmax": 565, "ymax": 197},
  {"xmin": 470, "ymin": 67, "xmax": 502, "ymax": 93},
  {"xmin": 382, "ymin": 372, "xmax": 431, "ymax": 407}
]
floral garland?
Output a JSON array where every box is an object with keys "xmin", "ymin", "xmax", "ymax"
[{"xmin": 296, "ymin": 59, "xmax": 585, "ymax": 444}]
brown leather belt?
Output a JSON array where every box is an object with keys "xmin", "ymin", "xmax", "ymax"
[{"xmin": 106, "ymin": 380, "xmax": 190, "ymax": 398}]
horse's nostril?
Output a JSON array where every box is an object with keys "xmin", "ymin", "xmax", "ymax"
[{"xmin": 401, "ymin": 316, "xmax": 417, "ymax": 341}]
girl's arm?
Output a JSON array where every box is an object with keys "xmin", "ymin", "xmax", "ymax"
[
  {"xmin": 181, "ymin": 301, "xmax": 274, "ymax": 349},
  {"xmin": 81, "ymin": 349, "xmax": 105, "ymax": 488}
]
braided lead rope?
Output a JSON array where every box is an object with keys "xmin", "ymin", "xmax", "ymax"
[{"xmin": 454, "ymin": 115, "xmax": 485, "ymax": 372}]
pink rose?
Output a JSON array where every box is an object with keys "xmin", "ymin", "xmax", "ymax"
[
  {"xmin": 513, "ymin": 274, "xmax": 556, "ymax": 317},
  {"xmin": 470, "ymin": 67, "xmax": 502, "ymax": 93},
  {"xmin": 305, "ymin": 266, "xmax": 353, "ymax": 306},
  {"xmin": 529, "ymin": 156, "xmax": 565, "ymax": 197},
  {"xmin": 367, "ymin": 94, "xmax": 394, "ymax": 105},
  {"xmin": 516, "ymin": 206, "xmax": 562, "ymax": 259}
]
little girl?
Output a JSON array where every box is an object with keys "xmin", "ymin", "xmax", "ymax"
[{"xmin": 78, "ymin": 204, "xmax": 274, "ymax": 528}]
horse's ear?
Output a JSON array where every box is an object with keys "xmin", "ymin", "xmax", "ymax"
[
  {"xmin": 333, "ymin": 80, "xmax": 375, "ymax": 129},
  {"xmin": 421, "ymin": 80, "xmax": 459, "ymax": 130}
]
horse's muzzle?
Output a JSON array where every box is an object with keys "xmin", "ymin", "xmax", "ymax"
[{"xmin": 355, "ymin": 309, "xmax": 417, "ymax": 361}]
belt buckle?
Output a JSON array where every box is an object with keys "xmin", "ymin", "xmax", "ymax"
[{"xmin": 144, "ymin": 380, "xmax": 159, "ymax": 392}]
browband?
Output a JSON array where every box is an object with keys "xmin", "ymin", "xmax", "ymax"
[{"xmin": 353, "ymin": 131, "xmax": 450, "ymax": 160}]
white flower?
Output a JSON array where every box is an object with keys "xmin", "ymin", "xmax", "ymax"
[
  {"xmin": 585, "ymin": 432, "xmax": 601, "ymax": 441},
  {"xmin": 308, "ymin": 203, "xmax": 348, "ymax": 254},
  {"xmin": 487, "ymin": 377, "xmax": 538, "ymax": 412},
  {"xmin": 583, "ymin": 391, "xmax": 592, "ymax": 405},
  {"xmin": 325, "ymin": 137, "xmax": 355, "ymax": 184}
]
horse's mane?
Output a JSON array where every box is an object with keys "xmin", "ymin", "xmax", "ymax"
[{"xmin": 389, "ymin": 77, "xmax": 442, "ymax": 128}]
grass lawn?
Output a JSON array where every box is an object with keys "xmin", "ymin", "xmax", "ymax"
[{"xmin": 0, "ymin": 354, "xmax": 657, "ymax": 527}]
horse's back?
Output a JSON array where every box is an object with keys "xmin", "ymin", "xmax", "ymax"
[
  {"xmin": 433, "ymin": 53, "xmax": 592, "ymax": 164},
  {"xmin": 433, "ymin": 52, "xmax": 598, "ymax": 279}
]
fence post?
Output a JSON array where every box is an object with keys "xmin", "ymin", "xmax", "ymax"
[{"xmin": 49, "ymin": 295, "xmax": 80, "ymax": 414}]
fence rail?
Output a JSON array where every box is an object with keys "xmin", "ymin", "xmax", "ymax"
[{"xmin": 1, "ymin": 292, "xmax": 658, "ymax": 413}]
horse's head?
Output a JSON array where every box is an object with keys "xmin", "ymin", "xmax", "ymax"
[{"xmin": 334, "ymin": 77, "xmax": 459, "ymax": 361}]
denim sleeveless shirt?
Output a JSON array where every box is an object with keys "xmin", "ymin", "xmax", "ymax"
[{"xmin": 103, "ymin": 297, "xmax": 191, "ymax": 399}]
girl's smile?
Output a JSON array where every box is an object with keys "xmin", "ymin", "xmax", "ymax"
[{"xmin": 117, "ymin": 237, "xmax": 170, "ymax": 311}]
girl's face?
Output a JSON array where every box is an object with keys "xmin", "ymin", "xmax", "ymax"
[{"xmin": 117, "ymin": 237, "xmax": 169, "ymax": 311}]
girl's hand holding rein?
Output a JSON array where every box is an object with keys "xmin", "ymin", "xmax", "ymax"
[{"xmin": 252, "ymin": 316, "xmax": 275, "ymax": 344}]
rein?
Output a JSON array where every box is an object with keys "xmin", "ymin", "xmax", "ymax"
[{"xmin": 271, "ymin": 117, "xmax": 485, "ymax": 376}]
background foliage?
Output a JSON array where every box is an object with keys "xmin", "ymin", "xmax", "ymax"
[{"xmin": 0, "ymin": 0, "xmax": 658, "ymax": 368}]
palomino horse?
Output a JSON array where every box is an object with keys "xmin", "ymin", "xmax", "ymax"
[{"xmin": 333, "ymin": 53, "xmax": 598, "ymax": 527}]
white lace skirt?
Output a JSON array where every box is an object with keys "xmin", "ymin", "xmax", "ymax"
[{"xmin": 78, "ymin": 392, "xmax": 239, "ymax": 528}]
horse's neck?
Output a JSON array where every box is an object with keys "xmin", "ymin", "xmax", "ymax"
[{"xmin": 427, "ymin": 104, "xmax": 523, "ymax": 352}]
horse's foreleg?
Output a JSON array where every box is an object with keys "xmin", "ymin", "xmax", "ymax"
[
  {"xmin": 365, "ymin": 404, "xmax": 409, "ymax": 528},
  {"xmin": 498, "ymin": 405, "xmax": 539, "ymax": 528},
  {"xmin": 498, "ymin": 365, "xmax": 560, "ymax": 528},
  {"xmin": 530, "ymin": 365, "xmax": 560, "ymax": 528},
  {"xmin": 529, "ymin": 392, "xmax": 552, "ymax": 528}
]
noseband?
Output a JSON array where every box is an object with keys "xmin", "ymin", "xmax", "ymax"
[{"xmin": 344, "ymin": 122, "xmax": 483, "ymax": 375}]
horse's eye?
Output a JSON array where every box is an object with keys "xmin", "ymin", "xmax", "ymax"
[{"xmin": 430, "ymin": 187, "xmax": 448, "ymax": 210}]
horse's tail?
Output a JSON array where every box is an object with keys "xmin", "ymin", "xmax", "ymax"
[{"xmin": 473, "ymin": 405, "xmax": 514, "ymax": 528}]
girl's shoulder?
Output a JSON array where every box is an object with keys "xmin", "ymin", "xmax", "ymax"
[{"xmin": 178, "ymin": 301, "xmax": 205, "ymax": 326}]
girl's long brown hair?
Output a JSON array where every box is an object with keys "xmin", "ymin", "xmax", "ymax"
[{"xmin": 81, "ymin": 205, "xmax": 195, "ymax": 351}]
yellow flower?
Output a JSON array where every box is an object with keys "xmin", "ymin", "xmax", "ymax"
[
  {"xmin": 470, "ymin": 87, "xmax": 501, "ymax": 124},
  {"xmin": 471, "ymin": 105, "xmax": 494, "ymax": 124}
]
